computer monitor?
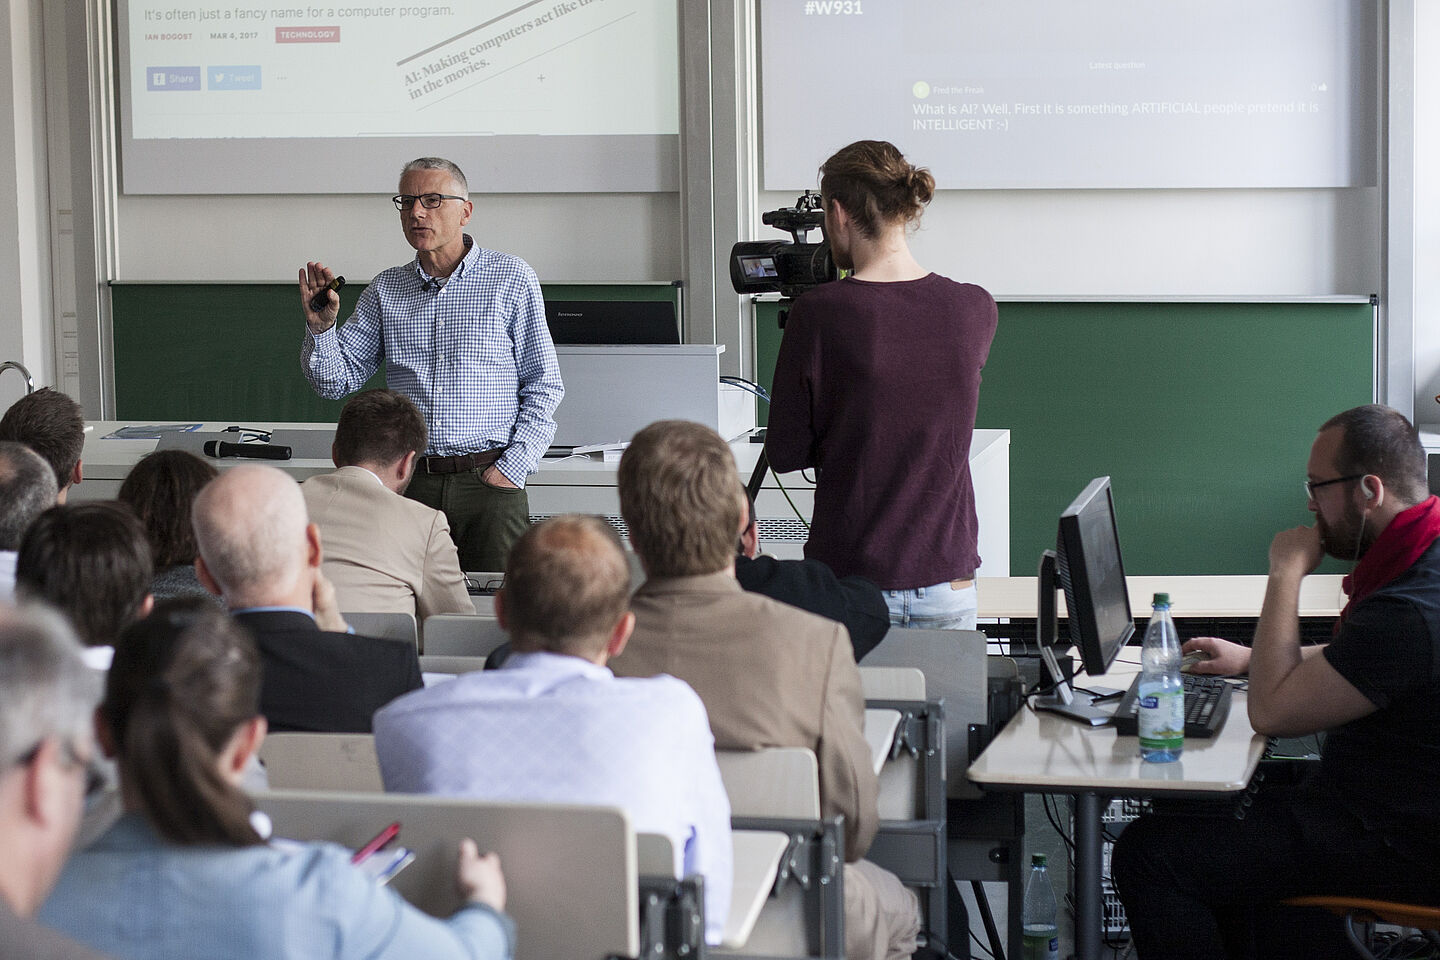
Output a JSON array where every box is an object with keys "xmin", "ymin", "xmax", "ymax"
[
  {"xmin": 543, "ymin": 300, "xmax": 680, "ymax": 345},
  {"xmin": 1034, "ymin": 476, "xmax": 1136, "ymax": 724}
]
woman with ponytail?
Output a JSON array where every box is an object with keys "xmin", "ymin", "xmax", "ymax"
[
  {"xmin": 766, "ymin": 139, "xmax": 999, "ymax": 633},
  {"xmin": 38, "ymin": 600, "xmax": 513, "ymax": 960}
]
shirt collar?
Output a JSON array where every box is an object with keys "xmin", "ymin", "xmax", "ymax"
[
  {"xmin": 231, "ymin": 605, "xmax": 317, "ymax": 621},
  {"xmin": 334, "ymin": 464, "xmax": 386, "ymax": 487},
  {"xmin": 502, "ymin": 649, "xmax": 613, "ymax": 681},
  {"xmin": 414, "ymin": 233, "xmax": 477, "ymax": 285}
]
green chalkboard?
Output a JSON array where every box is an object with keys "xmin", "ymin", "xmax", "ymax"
[
  {"xmin": 110, "ymin": 281, "xmax": 683, "ymax": 423},
  {"xmin": 753, "ymin": 299, "xmax": 1375, "ymax": 575}
]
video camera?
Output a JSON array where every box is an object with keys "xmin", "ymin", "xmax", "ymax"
[{"xmin": 729, "ymin": 191, "xmax": 838, "ymax": 301}]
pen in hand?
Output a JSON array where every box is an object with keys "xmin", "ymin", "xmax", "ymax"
[{"xmin": 351, "ymin": 821, "xmax": 401, "ymax": 864}]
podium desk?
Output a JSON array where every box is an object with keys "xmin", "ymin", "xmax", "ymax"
[{"xmin": 966, "ymin": 668, "xmax": 1267, "ymax": 960}]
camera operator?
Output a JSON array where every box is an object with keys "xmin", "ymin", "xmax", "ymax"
[{"xmin": 766, "ymin": 140, "xmax": 998, "ymax": 631}]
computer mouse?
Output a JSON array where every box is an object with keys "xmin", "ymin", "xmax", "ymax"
[{"xmin": 1181, "ymin": 649, "xmax": 1214, "ymax": 670}]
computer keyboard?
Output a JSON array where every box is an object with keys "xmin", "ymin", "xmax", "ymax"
[{"xmin": 1109, "ymin": 673, "xmax": 1234, "ymax": 739}]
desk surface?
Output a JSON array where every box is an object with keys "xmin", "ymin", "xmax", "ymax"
[
  {"xmin": 978, "ymin": 574, "xmax": 1346, "ymax": 620},
  {"xmin": 724, "ymin": 830, "xmax": 790, "ymax": 949},
  {"xmin": 966, "ymin": 668, "xmax": 1267, "ymax": 797},
  {"xmin": 863, "ymin": 709, "xmax": 902, "ymax": 776}
]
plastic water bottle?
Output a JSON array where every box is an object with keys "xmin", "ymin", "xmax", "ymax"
[
  {"xmin": 1138, "ymin": 592, "xmax": 1184, "ymax": 762},
  {"xmin": 1021, "ymin": 853, "xmax": 1059, "ymax": 960}
]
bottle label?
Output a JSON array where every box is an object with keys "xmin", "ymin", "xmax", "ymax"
[
  {"xmin": 1022, "ymin": 924, "xmax": 1059, "ymax": 960},
  {"xmin": 1137, "ymin": 684, "xmax": 1184, "ymax": 749}
]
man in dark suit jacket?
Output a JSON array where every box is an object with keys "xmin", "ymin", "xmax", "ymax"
[
  {"xmin": 193, "ymin": 464, "xmax": 421, "ymax": 733},
  {"xmin": 736, "ymin": 491, "xmax": 890, "ymax": 662},
  {"xmin": 0, "ymin": 605, "xmax": 114, "ymax": 960}
]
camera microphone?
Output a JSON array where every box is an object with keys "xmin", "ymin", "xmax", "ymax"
[{"xmin": 202, "ymin": 440, "xmax": 293, "ymax": 461}]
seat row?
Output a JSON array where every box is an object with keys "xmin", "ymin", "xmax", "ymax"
[{"xmin": 254, "ymin": 664, "xmax": 947, "ymax": 960}]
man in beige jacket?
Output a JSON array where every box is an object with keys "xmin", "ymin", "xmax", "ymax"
[
  {"xmin": 609, "ymin": 419, "xmax": 920, "ymax": 960},
  {"xmin": 302, "ymin": 389, "xmax": 471, "ymax": 620}
]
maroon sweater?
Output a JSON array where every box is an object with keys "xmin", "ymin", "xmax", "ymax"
[{"xmin": 766, "ymin": 274, "xmax": 997, "ymax": 590}]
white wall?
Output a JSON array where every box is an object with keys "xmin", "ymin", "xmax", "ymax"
[
  {"xmin": 115, "ymin": 192, "xmax": 683, "ymax": 284},
  {"xmin": 0, "ymin": 0, "xmax": 55, "ymax": 409},
  {"xmin": 0, "ymin": 0, "xmax": 1414, "ymax": 401},
  {"xmin": 1411, "ymin": 0, "xmax": 1440, "ymax": 422},
  {"xmin": 760, "ymin": 187, "xmax": 1381, "ymax": 298}
]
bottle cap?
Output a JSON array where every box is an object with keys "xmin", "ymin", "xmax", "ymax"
[
  {"xmin": 1031, "ymin": 853, "xmax": 1047, "ymax": 867},
  {"xmin": 1152, "ymin": 592, "xmax": 1170, "ymax": 606}
]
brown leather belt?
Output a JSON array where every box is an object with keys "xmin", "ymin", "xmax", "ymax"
[
  {"xmin": 950, "ymin": 579, "xmax": 975, "ymax": 590},
  {"xmin": 421, "ymin": 448, "xmax": 504, "ymax": 474}
]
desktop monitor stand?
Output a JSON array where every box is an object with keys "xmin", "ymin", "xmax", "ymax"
[{"xmin": 1032, "ymin": 550, "xmax": 1115, "ymax": 726}]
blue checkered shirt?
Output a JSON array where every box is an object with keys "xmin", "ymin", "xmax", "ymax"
[{"xmin": 302, "ymin": 236, "xmax": 563, "ymax": 486}]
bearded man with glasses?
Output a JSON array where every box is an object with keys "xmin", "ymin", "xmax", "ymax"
[
  {"xmin": 1112, "ymin": 404, "xmax": 1440, "ymax": 959},
  {"xmin": 300, "ymin": 157, "xmax": 563, "ymax": 572},
  {"xmin": 0, "ymin": 604, "xmax": 109, "ymax": 960}
]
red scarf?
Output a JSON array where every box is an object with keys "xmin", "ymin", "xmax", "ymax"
[{"xmin": 1337, "ymin": 495, "xmax": 1440, "ymax": 632}]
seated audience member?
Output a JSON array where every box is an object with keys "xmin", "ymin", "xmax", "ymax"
[
  {"xmin": 609, "ymin": 420, "xmax": 919, "ymax": 960},
  {"xmin": 736, "ymin": 491, "xmax": 890, "ymax": 662},
  {"xmin": 191, "ymin": 464, "xmax": 422, "ymax": 732},
  {"xmin": 0, "ymin": 605, "xmax": 110, "ymax": 960},
  {"xmin": 374, "ymin": 516, "xmax": 732, "ymax": 944},
  {"xmin": 0, "ymin": 388, "xmax": 85, "ymax": 503},
  {"xmin": 15, "ymin": 503, "xmax": 154, "ymax": 669},
  {"xmin": 1113, "ymin": 405, "xmax": 1440, "ymax": 959},
  {"xmin": 302, "ymin": 389, "xmax": 470, "ymax": 620},
  {"xmin": 0, "ymin": 442, "xmax": 58, "ymax": 602},
  {"xmin": 39, "ymin": 602, "xmax": 513, "ymax": 960},
  {"xmin": 118, "ymin": 450, "xmax": 220, "ymax": 603}
]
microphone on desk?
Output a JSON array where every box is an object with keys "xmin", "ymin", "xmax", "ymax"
[{"xmin": 202, "ymin": 440, "xmax": 293, "ymax": 461}]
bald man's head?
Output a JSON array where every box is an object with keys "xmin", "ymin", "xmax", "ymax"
[{"xmin": 192, "ymin": 465, "xmax": 313, "ymax": 608}]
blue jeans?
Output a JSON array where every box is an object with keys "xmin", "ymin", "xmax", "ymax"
[{"xmin": 884, "ymin": 580, "xmax": 978, "ymax": 630}]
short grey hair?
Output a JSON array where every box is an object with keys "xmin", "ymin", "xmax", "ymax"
[
  {"xmin": 0, "ymin": 603, "xmax": 100, "ymax": 770},
  {"xmin": 400, "ymin": 157, "xmax": 469, "ymax": 197},
  {"xmin": 0, "ymin": 442, "xmax": 58, "ymax": 550}
]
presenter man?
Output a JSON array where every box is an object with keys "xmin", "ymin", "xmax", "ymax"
[
  {"xmin": 766, "ymin": 140, "xmax": 998, "ymax": 630},
  {"xmin": 300, "ymin": 157, "xmax": 564, "ymax": 572}
]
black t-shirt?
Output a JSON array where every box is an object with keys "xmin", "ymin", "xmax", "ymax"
[{"xmin": 1321, "ymin": 538, "xmax": 1440, "ymax": 862}]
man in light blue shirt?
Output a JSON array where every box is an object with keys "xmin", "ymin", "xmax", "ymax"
[
  {"xmin": 374, "ymin": 515, "xmax": 733, "ymax": 944},
  {"xmin": 300, "ymin": 157, "xmax": 563, "ymax": 571}
]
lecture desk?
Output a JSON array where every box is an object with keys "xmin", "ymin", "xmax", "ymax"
[
  {"xmin": 977, "ymin": 574, "xmax": 1346, "ymax": 620},
  {"xmin": 75, "ymin": 421, "xmax": 1012, "ymax": 569},
  {"xmin": 966, "ymin": 665, "xmax": 1267, "ymax": 960}
]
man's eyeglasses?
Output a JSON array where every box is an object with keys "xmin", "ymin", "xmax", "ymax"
[
  {"xmin": 11, "ymin": 737, "xmax": 105, "ymax": 798},
  {"xmin": 392, "ymin": 193, "xmax": 466, "ymax": 211},
  {"xmin": 1304, "ymin": 474, "xmax": 1364, "ymax": 500}
]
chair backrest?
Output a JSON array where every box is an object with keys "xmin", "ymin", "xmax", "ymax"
[
  {"xmin": 716, "ymin": 747, "xmax": 821, "ymax": 819},
  {"xmin": 636, "ymin": 831, "xmax": 677, "ymax": 878},
  {"xmin": 422, "ymin": 614, "xmax": 509, "ymax": 657},
  {"xmin": 861, "ymin": 627, "xmax": 988, "ymax": 797},
  {"xmin": 418, "ymin": 654, "xmax": 488, "ymax": 676},
  {"xmin": 343, "ymin": 611, "xmax": 418, "ymax": 648},
  {"xmin": 257, "ymin": 732, "xmax": 383, "ymax": 792},
  {"xmin": 254, "ymin": 789, "xmax": 638, "ymax": 960},
  {"xmin": 858, "ymin": 665, "xmax": 927, "ymax": 700}
]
